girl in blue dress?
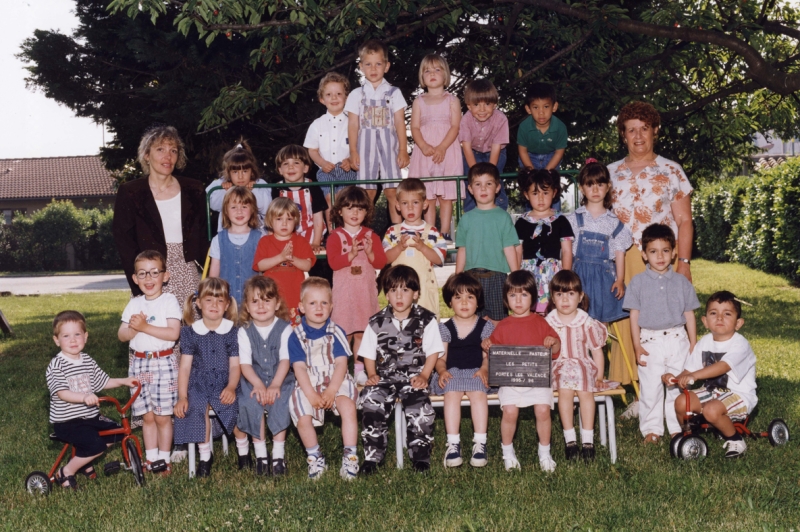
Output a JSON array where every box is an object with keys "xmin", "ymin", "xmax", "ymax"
[{"xmin": 174, "ymin": 277, "xmax": 240, "ymax": 478}]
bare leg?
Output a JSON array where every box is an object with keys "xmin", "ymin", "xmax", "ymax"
[
  {"xmin": 350, "ymin": 332, "xmax": 363, "ymax": 359},
  {"xmin": 296, "ymin": 415, "xmax": 319, "ymax": 449},
  {"xmin": 154, "ymin": 414, "xmax": 173, "ymax": 453},
  {"xmin": 577, "ymin": 391, "xmax": 596, "ymax": 431},
  {"xmin": 233, "ymin": 426, "xmax": 248, "ymax": 440},
  {"xmin": 335, "ymin": 396, "xmax": 359, "ymax": 447},
  {"xmin": 534, "ymin": 404, "xmax": 552, "ymax": 446},
  {"xmin": 443, "ymin": 392, "xmax": 463, "ymax": 435},
  {"xmin": 385, "ymin": 188, "xmax": 401, "ymax": 224},
  {"xmin": 424, "ymin": 197, "xmax": 438, "ymax": 228},
  {"xmin": 466, "ymin": 391, "xmax": 489, "ymax": 434},
  {"xmin": 439, "ymin": 199, "xmax": 453, "ymax": 236},
  {"xmin": 557, "ymin": 388, "xmax": 576, "ymax": 430},
  {"xmin": 323, "ymin": 194, "xmax": 333, "ymax": 232},
  {"xmin": 141, "ymin": 411, "xmax": 157, "ymax": 450},
  {"xmin": 366, "ymin": 189, "xmax": 377, "ymax": 202},
  {"xmin": 501, "ymin": 405, "xmax": 519, "ymax": 445},
  {"xmin": 701, "ymin": 399, "xmax": 736, "ymax": 437},
  {"xmin": 62, "ymin": 452, "xmax": 102, "ymax": 479}
]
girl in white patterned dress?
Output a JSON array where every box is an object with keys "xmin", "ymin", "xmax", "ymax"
[{"xmin": 545, "ymin": 270, "xmax": 607, "ymax": 462}]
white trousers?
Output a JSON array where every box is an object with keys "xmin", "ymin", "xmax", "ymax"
[{"xmin": 638, "ymin": 326, "xmax": 690, "ymax": 437}]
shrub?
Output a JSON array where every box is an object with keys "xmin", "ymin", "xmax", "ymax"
[{"xmin": 692, "ymin": 176, "xmax": 748, "ymax": 262}]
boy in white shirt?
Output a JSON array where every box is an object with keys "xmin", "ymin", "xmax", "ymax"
[
  {"xmin": 663, "ymin": 291, "xmax": 757, "ymax": 458},
  {"xmin": 118, "ymin": 250, "xmax": 182, "ymax": 474}
]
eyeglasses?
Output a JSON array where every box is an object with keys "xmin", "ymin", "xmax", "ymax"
[{"xmin": 136, "ymin": 269, "xmax": 164, "ymax": 279}]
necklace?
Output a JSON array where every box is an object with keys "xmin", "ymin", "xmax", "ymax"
[{"xmin": 150, "ymin": 177, "xmax": 175, "ymax": 198}]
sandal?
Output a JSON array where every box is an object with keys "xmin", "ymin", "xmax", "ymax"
[
  {"xmin": 643, "ymin": 433, "xmax": 661, "ymax": 445},
  {"xmin": 77, "ymin": 464, "xmax": 97, "ymax": 480},
  {"xmin": 54, "ymin": 467, "xmax": 79, "ymax": 490}
]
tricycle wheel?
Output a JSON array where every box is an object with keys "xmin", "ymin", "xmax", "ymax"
[
  {"xmin": 25, "ymin": 471, "xmax": 51, "ymax": 495},
  {"xmin": 678, "ymin": 435, "xmax": 707, "ymax": 460},
  {"xmin": 126, "ymin": 439, "xmax": 145, "ymax": 487},
  {"xmin": 104, "ymin": 461, "xmax": 121, "ymax": 476},
  {"xmin": 768, "ymin": 419, "xmax": 790, "ymax": 446},
  {"xmin": 669, "ymin": 434, "xmax": 684, "ymax": 458}
]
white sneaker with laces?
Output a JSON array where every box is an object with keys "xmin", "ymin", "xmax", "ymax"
[
  {"xmin": 723, "ymin": 439, "xmax": 747, "ymax": 458},
  {"xmin": 539, "ymin": 456, "xmax": 557, "ymax": 473},
  {"xmin": 340, "ymin": 454, "xmax": 360, "ymax": 480},
  {"xmin": 444, "ymin": 442, "xmax": 463, "ymax": 467},
  {"xmin": 307, "ymin": 455, "xmax": 328, "ymax": 480},
  {"xmin": 503, "ymin": 455, "xmax": 521, "ymax": 471}
]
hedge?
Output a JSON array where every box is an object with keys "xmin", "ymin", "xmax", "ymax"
[{"xmin": 693, "ymin": 159, "xmax": 800, "ymax": 283}]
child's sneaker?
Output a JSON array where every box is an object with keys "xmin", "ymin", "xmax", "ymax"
[
  {"xmin": 444, "ymin": 442, "xmax": 463, "ymax": 467},
  {"xmin": 582, "ymin": 443, "xmax": 595, "ymax": 462},
  {"xmin": 340, "ymin": 454, "xmax": 360, "ymax": 480},
  {"xmin": 503, "ymin": 455, "xmax": 521, "ymax": 471},
  {"xmin": 238, "ymin": 454, "xmax": 253, "ymax": 470},
  {"xmin": 170, "ymin": 445, "xmax": 188, "ymax": 463},
  {"xmin": 271, "ymin": 458, "xmax": 287, "ymax": 476},
  {"xmin": 256, "ymin": 457, "xmax": 270, "ymax": 476},
  {"xmin": 564, "ymin": 442, "xmax": 579, "ymax": 461},
  {"xmin": 470, "ymin": 443, "xmax": 488, "ymax": 467},
  {"xmin": 723, "ymin": 439, "xmax": 747, "ymax": 458},
  {"xmin": 539, "ymin": 456, "xmax": 557, "ymax": 473},
  {"xmin": 307, "ymin": 455, "xmax": 327, "ymax": 480},
  {"xmin": 412, "ymin": 461, "xmax": 431, "ymax": 473},
  {"xmin": 360, "ymin": 460, "xmax": 379, "ymax": 476}
]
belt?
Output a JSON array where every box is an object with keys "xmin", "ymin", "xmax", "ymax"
[{"xmin": 132, "ymin": 348, "xmax": 174, "ymax": 359}]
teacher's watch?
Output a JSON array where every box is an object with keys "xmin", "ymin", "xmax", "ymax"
[{"xmin": 678, "ymin": 258, "xmax": 691, "ymax": 265}]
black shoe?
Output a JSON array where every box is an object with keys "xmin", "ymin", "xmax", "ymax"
[
  {"xmin": 360, "ymin": 460, "xmax": 380, "ymax": 476},
  {"xmin": 412, "ymin": 461, "xmax": 430, "ymax": 473},
  {"xmin": 565, "ymin": 442, "xmax": 579, "ymax": 461},
  {"xmin": 256, "ymin": 457, "xmax": 270, "ymax": 476},
  {"xmin": 271, "ymin": 458, "xmax": 287, "ymax": 476},
  {"xmin": 238, "ymin": 454, "xmax": 253, "ymax": 470},
  {"xmin": 582, "ymin": 443, "xmax": 595, "ymax": 462},
  {"xmin": 197, "ymin": 455, "xmax": 213, "ymax": 478}
]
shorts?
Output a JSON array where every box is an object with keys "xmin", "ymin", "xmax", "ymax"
[
  {"xmin": 290, "ymin": 373, "xmax": 358, "ymax": 426},
  {"xmin": 128, "ymin": 350, "xmax": 178, "ymax": 417},
  {"xmin": 498, "ymin": 386, "xmax": 554, "ymax": 409},
  {"xmin": 694, "ymin": 387, "xmax": 750, "ymax": 422},
  {"xmin": 53, "ymin": 415, "xmax": 123, "ymax": 457}
]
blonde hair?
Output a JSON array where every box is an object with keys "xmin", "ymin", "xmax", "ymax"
[
  {"xmin": 137, "ymin": 125, "xmax": 188, "ymax": 175},
  {"xmin": 239, "ymin": 276, "xmax": 290, "ymax": 324},
  {"xmin": 299, "ymin": 276, "xmax": 332, "ymax": 302},
  {"xmin": 264, "ymin": 197, "xmax": 300, "ymax": 232},
  {"xmin": 396, "ymin": 178, "xmax": 427, "ymax": 202},
  {"xmin": 464, "ymin": 79, "xmax": 499, "ymax": 106},
  {"xmin": 221, "ymin": 139, "xmax": 260, "ymax": 182},
  {"xmin": 221, "ymin": 187, "xmax": 260, "ymax": 230},
  {"xmin": 317, "ymin": 72, "xmax": 350, "ymax": 100},
  {"xmin": 184, "ymin": 278, "xmax": 238, "ymax": 324},
  {"xmin": 358, "ymin": 39, "xmax": 389, "ymax": 62},
  {"xmin": 418, "ymin": 54, "xmax": 451, "ymax": 89}
]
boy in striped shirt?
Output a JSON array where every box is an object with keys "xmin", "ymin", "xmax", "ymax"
[{"xmin": 46, "ymin": 310, "xmax": 137, "ymax": 490}]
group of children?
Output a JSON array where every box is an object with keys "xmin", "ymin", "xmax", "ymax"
[{"xmin": 44, "ymin": 38, "xmax": 761, "ymax": 489}]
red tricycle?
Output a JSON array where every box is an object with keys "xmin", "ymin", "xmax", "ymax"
[
  {"xmin": 670, "ymin": 382, "xmax": 790, "ymax": 460},
  {"xmin": 25, "ymin": 382, "xmax": 147, "ymax": 494}
]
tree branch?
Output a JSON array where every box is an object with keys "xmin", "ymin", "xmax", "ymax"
[
  {"xmin": 511, "ymin": 30, "xmax": 592, "ymax": 86},
  {"xmin": 660, "ymin": 80, "xmax": 760, "ymax": 123}
]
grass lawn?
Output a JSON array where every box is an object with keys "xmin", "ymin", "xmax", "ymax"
[{"xmin": 1, "ymin": 259, "xmax": 799, "ymax": 530}]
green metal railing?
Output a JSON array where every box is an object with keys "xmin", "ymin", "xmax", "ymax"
[{"xmin": 205, "ymin": 171, "xmax": 579, "ymax": 241}]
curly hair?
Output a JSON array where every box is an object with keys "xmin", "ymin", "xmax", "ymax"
[
  {"xmin": 616, "ymin": 101, "xmax": 661, "ymax": 140},
  {"xmin": 317, "ymin": 72, "xmax": 350, "ymax": 100}
]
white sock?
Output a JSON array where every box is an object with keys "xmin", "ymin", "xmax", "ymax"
[
  {"xmin": 447, "ymin": 433, "xmax": 460, "ymax": 445},
  {"xmin": 473, "ymin": 433, "xmax": 487, "ymax": 444},
  {"xmin": 501, "ymin": 443, "xmax": 515, "ymax": 458},
  {"xmin": 198, "ymin": 442, "xmax": 212, "ymax": 462},
  {"xmin": 272, "ymin": 441, "xmax": 286, "ymax": 460},
  {"xmin": 563, "ymin": 428, "xmax": 577, "ymax": 444},
  {"xmin": 538, "ymin": 443, "xmax": 552, "ymax": 460},
  {"xmin": 253, "ymin": 439, "xmax": 268, "ymax": 459},
  {"xmin": 306, "ymin": 444, "xmax": 320, "ymax": 457},
  {"xmin": 158, "ymin": 450, "xmax": 171, "ymax": 464},
  {"xmin": 581, "ymin": 429, "xmax": 594, "ymax": 445},
  {"xmin": 344, "ymin": 446, "xmax": 357, "ymax": 458},
  {"xmin": 145, "ymin": 448, "xmax": 158, "ymax": 463},
  {"xmin": 235, "ymin": 437, "xmax": 250, "ymax": 456}
]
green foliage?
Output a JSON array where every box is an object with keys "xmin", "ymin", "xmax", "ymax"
[{"xmin": 692, "ymin": 176, "xmax": 749, "ymax": 262}]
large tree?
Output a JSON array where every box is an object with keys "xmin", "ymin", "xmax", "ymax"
[{"xmin": 21, "ymin": 0, "xmax": 800, "ymax": 181}]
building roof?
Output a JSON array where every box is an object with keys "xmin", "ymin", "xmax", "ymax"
[{"xmin": 0, "ymin": 155, "xmax": 115, "ymax": 200}]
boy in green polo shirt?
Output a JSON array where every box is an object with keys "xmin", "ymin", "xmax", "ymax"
[{"xmin": 517, "ymin": 83, "xmax": 567, "ymax": 172}]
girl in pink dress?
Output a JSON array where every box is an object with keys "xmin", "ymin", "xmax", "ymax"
[
  {"xmin": 325, "ymin": 186, "xmax": 387, "ymax": 385},
  {"xmin": 545, "ymin": 270, "xmax": 608, "ymax": 462},
  {"xmin": 409, "ymin": 54, "xmax": 463, "ymax": 241}
]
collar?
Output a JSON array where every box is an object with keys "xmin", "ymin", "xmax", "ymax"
[
  {"xmin": 380, "ymin": 304, "xmax": 417, "ymax": 323},
  {"xmin": 546, "ymin": 308, "xmax": 589, "ymax": 329},
  {"xmin": 325, "ymin": 111, "xmax": 347, "ymax": 120},
  {"xmin": 192, "ymin": 318, "xmax": 234, "ymax": 335},
  {"xmin": 300, "ymin": 316, "xmax": 331, "ymax": 332},
  {"xmin": 575, "ymin": 206, "xmax": 615, "ymax": 220},
  {"xmin": 58, "ymin": 351, "xmax": 84, "ymax": 364},
  {"xmin": 644, "ymin": 264, "xmax": 674, "ymax": 279},
  {"xmin": 363, "ymin": 79, "xmax": 391, "ymax": 95},
  {"xmin": 617, "ymin": 155, "xmax": 660, "ymax": 173},
  {"xmin": 523, "ymin": 212, "xmax": 559, "ymax": 224}
]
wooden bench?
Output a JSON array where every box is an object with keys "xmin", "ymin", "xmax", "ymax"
[{"xmin": 392, "ymin": 388, "xmax": 625, "ymax": 468}]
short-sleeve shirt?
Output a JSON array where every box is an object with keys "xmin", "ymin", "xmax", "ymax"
[
  {"xmin": 515, "ymin": 213, "xmax": 575, "ymax": 262},
  {"xmin": 357, "ymin": 306, "xmax": 445, "ymax": 361},
  {"xmin": 459, "ymin": 110, "xmax": 510, "ymax": 154},
  {"xmin": 344, "ymin": 79, "xmax": 407, "ymax": 116},
  {"xmin": 121, "ymin": 293, "xmax": 181, "ymax": 352},
  {"xmin": 684, "ymin": 332, "xmax": 757, "ymax": 411},
  {"xmin": 237, "ymin": 324, "xmax": 292, "ymax": 365},
  {"xmin": 489, "ymin": 313, "xmax": 561, "ymax": 357},
  {"xmin": 277, "ymin": 181, "xmax": 327, "ymax": 243},
  {"xmin": 566, "ymin": 207, "xmax": 632, "ymax": 260},
  {"xmin": 608, "ymin": 155, "xmax": 694, "ymax": 248},
  {"xmin": 287, "ymin": 318, "xmax": 351, "ymax": 364},
  {"xmin": 455, "ymin": 207, "xmax": 519, "ymax": 273},
  {"xmin": 622, "ymin": 265, "xmax": 700, "ymax": 330},
  {"xmin": 382, "ymin": 222, "xmax": 447, "ymax": 264},
  {"xmin": 303, "ymin": 111, "xmax": 351, "ymax": 164},
  {"xmin": 516, "ymin": 115, "xmax": 568, "ymax": 154},
  {"xmin": 46, "ymin": 352, "xmax": 110, "ymax": 423},
  {"xmin": 252, "ymin": 234, "xmax": 317, "ymax": 310}
]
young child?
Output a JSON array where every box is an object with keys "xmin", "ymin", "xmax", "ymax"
[
  {"xmin": 234, "ymin": 276, "xmax": 295, "ymax": 475},
  {"xmin": 118, "ymin": 250, "xmax": 181, "ymax": 474},
  {"xmin": 516, "ymin": 168, "xmax": 574, "ymax": 314},
  {"xmin": 455, "ymin": 162, "xmax": 519, "ymax": 323},
  {"xmin": 346, "ymin": 39, "xmax": 409, "ymax": 223},
  {"xmin": 358, "ymin": 265, "xmax": 444, "ymax": 474},
  {"xmin": 517, "ymin": 82, "xmax": 567, "ymax": 171},
  {"xmin": 208, "ymin": 187, "xmax": 263, "ymax": 306},
  {"xmin": 383, "ymin": 178, "xmax": 447, "ymax": 317},
  {"xmin": 622, "ymin": 224, "xmax": 700, "ymax": 443},
  {"xmin": 663, "ymin": 291, "xmax": 757, "ymax": 458},
  {"xmin": 253, "ymin": 198, "xmax": 316, "ymax": 326},
  {"xmin": 459, "ymin": 79, "xmax": 510, "ymax": 212},
  {"xmin": 273, "ymin": 145, "xmax": 327, "ymax": 254},
  {"xmin": 207, "ymin": 140, "xmax": 271, "ymax": 231},
  {"xmin": 304, "ymin": 72, "xmax": 356, "ymax": 230},
  {"xmin": 408, "ymin": 53, "xmax": 463, "ymax": 241},
  {"xmin": 46, "ymin": 311, "xmax": 138, "ymax": 489},
  {"xmin": 483, "ymin": 270, "xmax": 562, "ymax": 472},
  {"xmin": 174, "ymin": 278, "xmax": 240, "ymax": 478},
  {"xmin": 432, "ymin": 272, "xmax": 494, "ymax": 468},
  {"xmin": 566, "ymin": 160, "xmax": 632, "ymax": 324},
  {"xmin": 545, "ymin": 270, "xmax": 608, "ymax": 462},
  {"xmin": 326, "ymin": 186, "xmax": 387, "ymax": 383},
  {"xmin": 288, "ymin": 277, "xmax": 359, "ymax": 480}
]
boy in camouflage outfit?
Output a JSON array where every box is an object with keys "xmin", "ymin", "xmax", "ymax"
[{"xmin": 357, "ymin": 265, "xmax": 444, "ymax": 474}]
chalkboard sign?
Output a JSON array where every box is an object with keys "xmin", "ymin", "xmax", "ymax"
[{"xmin": 488, "ymin": 345, "xmax": 551, "ymax": 388}]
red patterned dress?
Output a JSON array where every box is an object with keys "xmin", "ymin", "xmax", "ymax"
[{"xmin": 546, "ymin": 309, "xmax": 608, "ymax": 392}]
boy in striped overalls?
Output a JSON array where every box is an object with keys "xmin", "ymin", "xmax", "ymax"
[{"xmin": 346, "ymin": 39, "xmax": 409, "ymax": 225}]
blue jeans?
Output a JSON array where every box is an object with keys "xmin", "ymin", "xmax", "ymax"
[
  {"xmin": 462, "ymin": 148, "xmax": 509, "ymax": 212},
  {"xmin": 519, "ymin": 150, "xmax": 561, "ymax": 212}
]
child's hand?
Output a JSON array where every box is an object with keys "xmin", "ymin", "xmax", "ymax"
[
  {"xmin": 661, "ymin": 373, "xmax": 676, "ymax": 386},
  {"xmin": 308, "ymin": 391, "xmax": 325, "ymax": 410},
  {"xmin": 611, "ymin": 279, "xmax": 625, "ymax": 299},
  {"xmin": 83, "ymin": 393, "xmax": 99, "ymax": 407},
  {"xmin": 128, "ymin": 312, "xmax": 148, "ymax": 332},
  {"xmin": 281, "ymin": 242, "xmax": 294, "ymax": 262},
  {"xmin": 595, "ymin": 378, "xmax": 605, "ymax": 390},
  {"xmin": 222, "ymin": 181, "xmax": 233, "ymax": 190},
  {"xmin": 220, "ymin": 386, "xmax": 236, "ymax": 405},
  {"xmin": 365, "ymin": 374, "xmax": 380, "ymax": 386},
  {"xmin": 264, "ymin": 384, "xmax": 281, "ymax": 406},
  {"xmin": 543, "ymin": 335, "xmax": 558, "ymax": 349},
  {"xmin": 312, "ymin": 243, "xmax": 324, "ymax": 255},
  {"xmin": 677, "ymin": 373, "xmax": 697, "ymax": 389},
  {"xmin": 363, "ymin": 235, "xmax": 373, "ymax": 256},
  {"xmin": 431, "ymin": 144, "xmax": 447, "ymax": 164},
  {"xmin": 400, "ymin": 233, "xmax": 412, "ymax": 249},
  {"xmin": 410, "ymin": 374, "xmax": 429, "ymax": 390},
  {"xmin": 122, "ymin": 377, "xmax": 139, "ymax": 388},
  {"xmin": 174, "ymin": 398, "xmax": 188, "ymax": 418},
  {"xmin": 250, "ymin": 383, "xmax": 270, "ymax": 406},
  {"xmin": 321, "ymin": 161, "xmax": 336, "ymax": 173},
  {"xmin": 438, "ymin": 370, "xmax": 454, "ymax": 389},
  {"xmin": 474, "ymin": 367, "xmax": 489, "ymax": 388},
  {"xmin": 397, "ymin": 151, "xmax": 410, "ymax": 169},
  {"xmin": 635, "ymin": 345, "xmax": 650, "ymax": 366},
  {"xmin": 341, "ymin": 158, "xmax": 352, "ymax": 172},
  {"xmin": 409, "ymin": 233, "xmax": 425, "ymax": 250},
  {"xmin": 481, "ymin": 338, "xmax": 493, "ymax": 353},
  {"xmin": 350, "ymin": 152, "xmax": 360, "ymax": 171},
  {"xmin": 420, "ymin": 143, "xmax": 435, "ymax": 157},
  {"xmin": 246, "ymin": 182, "xmax": 255, "ymax": 190},
  {"xmin": 320, "ymin": 388, "xmax": 336, "ymax": 410}
]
